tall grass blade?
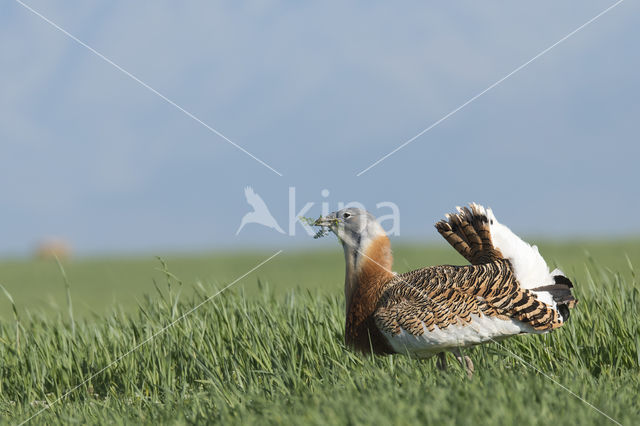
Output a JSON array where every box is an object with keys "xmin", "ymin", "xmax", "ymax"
[
  {"xmin": 0, "ymin": 283, "xmax": 20, "ymax": 355},
  {"xmin": 55, "ymin": 255, "xmax": 75, "ymax": 338}
]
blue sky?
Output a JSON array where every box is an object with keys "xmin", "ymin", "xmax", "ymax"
[{"xmin": 1, "ymin": 1, "xmax": 639, "ymax": 256}]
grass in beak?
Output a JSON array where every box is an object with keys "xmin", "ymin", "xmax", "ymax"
[{"xmin": 300, "ymin": 216, "xmax": 338, "ymax": 239}]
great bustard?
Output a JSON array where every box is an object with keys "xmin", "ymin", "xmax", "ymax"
[{"xmin": 314, "ymin": 203, "xmax": 577, "ymax": 377}]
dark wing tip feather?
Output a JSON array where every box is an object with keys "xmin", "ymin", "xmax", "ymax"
[
  {"xmin": 533, "ymin": 275, "xmax": 578, "ymax": 322},
  {"xmin": 554, "ymin": 275, "xmax": 574, "ymax": 288},
  {"xmin": 558, "ymin": 304, "xmax": 570, "ymax": 321}
]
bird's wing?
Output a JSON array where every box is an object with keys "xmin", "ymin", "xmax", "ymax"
[
  {"xmin": 374, "ymin": 259, "xmax": 562, "ymax": 354},
  {"xmin": 244, "ymin": 186, "xmax": 269, "ymax": 211}
]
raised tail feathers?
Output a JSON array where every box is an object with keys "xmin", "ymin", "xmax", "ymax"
[
  {"xmin": 435, "ymin": 203, "xmax": 502, "ymax": 265},
  {"xmin": 436, "ymin": 202, "xmax": 578, "ymax": 325}
]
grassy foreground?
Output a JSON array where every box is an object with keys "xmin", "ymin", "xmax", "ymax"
[{"xmin": 0, "ymin": 241, "xmax": 639, "ymax": 424}]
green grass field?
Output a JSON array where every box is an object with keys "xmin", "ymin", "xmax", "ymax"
[{"xmin": 1, "ymin": 240, "xmax": 639, "ymax": 424}]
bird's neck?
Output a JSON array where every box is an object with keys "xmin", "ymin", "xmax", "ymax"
[
  {"xmin": 344, "ymin": 234, "xmax": 393, "ymax": 352},
  {"xmin": 344, "ymin": 234, "xmax": 394, "ymax": 304}
]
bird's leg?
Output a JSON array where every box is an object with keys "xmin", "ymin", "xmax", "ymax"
[
  {"xmin": 453, "ymin": 349, "xmax": 474, "ymax": 379},
  {"xmin": 436, "ymin": 352, "xmax": 448, "ymax": 371},
  {"xmin": 463, "ymin": 356, "xmax": 474, "ymax": 378}
]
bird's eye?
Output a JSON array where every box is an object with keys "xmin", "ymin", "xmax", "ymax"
[{"xmin": 342, "ymin": 212, "xmax": 351, "ymax": 219}]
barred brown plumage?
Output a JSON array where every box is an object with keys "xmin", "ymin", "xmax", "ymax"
[
  {"xmin": 375, "ymin": 259, "xmax": 563, "ymax": 338},
  {"xmin": 313, "ymin": 203, "xmax": 578, "ymax": 377}
]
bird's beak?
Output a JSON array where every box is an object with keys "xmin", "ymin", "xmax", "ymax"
[{"xmin": 314, "ymin": 212, "xmax": 338, "ymax": 227}]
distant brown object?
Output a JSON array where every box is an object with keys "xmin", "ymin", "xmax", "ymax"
[{"xmin": 35, "ymin": 239, "xmax": 72, "ymax": 261}]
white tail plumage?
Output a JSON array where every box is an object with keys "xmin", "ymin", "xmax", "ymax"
[{"xmin": 486, "ymin": 208, "xmax": 557, "ymax": 309}]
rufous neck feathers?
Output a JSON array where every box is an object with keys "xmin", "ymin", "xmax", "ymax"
[{"xmin": 343, "ymin": 234, "xmax": 394, "ymax": 313}]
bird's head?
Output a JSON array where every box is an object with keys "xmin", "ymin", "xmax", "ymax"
[{"xmin": 314, "ymin": 207, "xmax": 387, "ymax": 256}]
